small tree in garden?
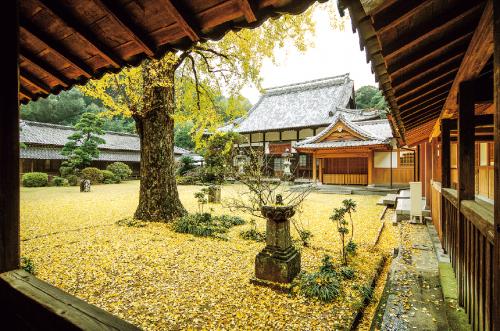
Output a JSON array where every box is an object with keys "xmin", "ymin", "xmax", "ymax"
[
  {"xmin": 107, "ymin": 162, "xmax": 132, "ymax": 181},
  {"xmin": 226, "ymin": 148, "xmax": 313, "ymax": 246},
  {"xmin": 194, "ymin": 188, "xmax": 208, "ymax": 213},
  {"xmin": 330, "ymin": 199, "xmax": 358, "ymax": 265},
  {"xmin": 61, "ymin": 112, "xmax": 105, "ymax": 171},
  {"xmin": 177, "ymin": 156, "xmax": 196, "ymax": 176},
  {"xmin": 202, "ymin": 131, "xmax": 241, "ymax": 184},
  {"xmin": 343, "ymin": 199, "xmax": 358, "ymax": 254},
  {"xmin": 330, "ymin": 207, "xmax": 349, "ymax": 266}
]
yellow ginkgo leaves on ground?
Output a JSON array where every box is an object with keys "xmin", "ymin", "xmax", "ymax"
[{"xmin": 21, "ymin": 182, "xmax": 395, "ymax": 330}]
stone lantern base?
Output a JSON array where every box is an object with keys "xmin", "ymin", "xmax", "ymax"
[{"xmin": 255, "ymin": 245, "xmax": 301, "ymax": 283}]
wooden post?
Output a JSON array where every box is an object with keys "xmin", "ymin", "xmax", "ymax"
[
  {"xmin": 390, "ymin": 148, "xmax": 393, "ymax": 188},
  {"xmin": 0, "ymin": 0, "xmax": 19, "ymax": 273},
  {"xmin": 457, "ymin": 80, "xmax": 476, "ymax": 306},
  {"xmin": 492, "ymin": 1, "xmax": 500, "ymax": 329},
  {"xmin": 319, "ymin": 158, "xmax": 323, "ymax": 183},
  {"xmin": 367, "ymin": 151, "xmax": 373, "ymax": 185},
  {"xmin": 312, "ymin": 153, "xmax": 317, "ymax": 182},
  {"xmin": 441, "ymin": 119, "xmax": 452, "ymax": 188},
  {"xmin": 425, "ymin": 142, "xmax": 432, "ymax": 206}
]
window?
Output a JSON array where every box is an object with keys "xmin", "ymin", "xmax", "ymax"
[
  {"xmin": 299, "ymin": 154, "xmax": 307, "ymax": 167},
  {"xmin": 44, "ymin": 159, "xmax": 51, "ymax": 170},
  {"xmin": 274, "ymin": 158, "xmax": 283, "ymax": 171},
  {"xmin": 399, "ymin": 150, "xmax": 414, "ymax": 167}
]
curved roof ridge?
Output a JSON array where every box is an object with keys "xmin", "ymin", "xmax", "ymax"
[
  {"xmin": 265, "ymin": 73, "xmax": 351, "ymax": 96},
  {"xmin": 297, "ymin": 112, "xmax": 382, "ymax": 146},
  {"xmin": 21, "ymin": 120, "xmax": 139, "ymax": 137}
]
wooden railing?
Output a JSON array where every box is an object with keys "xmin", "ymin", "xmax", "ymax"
[{"xmin": 441, "ymin": 187, "xmax": 495, "ymax": 331}]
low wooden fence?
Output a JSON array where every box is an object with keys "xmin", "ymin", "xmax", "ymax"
[{"xmin": 441, "ymin": 187, "xmax": 495, "ymax": 331}]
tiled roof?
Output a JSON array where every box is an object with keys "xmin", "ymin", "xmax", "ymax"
[
  {"xmin": 20, "ymin": 121, "xmax": 202, "ymax": 162},
  {"xmin": 234, "ymin": 74, "xmax": 356, "ymax": 133},
  {"xmin": 296, "ymin": 113, "xmax": 393, "ymax": 150}
]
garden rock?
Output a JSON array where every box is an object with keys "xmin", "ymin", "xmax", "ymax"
[{"xmin": 80, "ymin": 179, "xmax": 91, "ymax": 192}]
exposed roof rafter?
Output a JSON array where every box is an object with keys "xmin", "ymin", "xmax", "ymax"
[
  {"xmin": 160, "ymin": 0, "xmax": 200, "ymax": 42},
  {"xmin": 20, "ymin": 51, "xmax": 69, "ymax": 88},
  {"xmin": 92, "ymin": 0, "xmax": 156, "ymax": 57},
  {"xmin": 20, "ymin": 71, "xmax": 51, "ymax": 94},
  {"xmin": 238, "ymin": 0, "xmax": 257, "ymax": 23},
  {"xmin": 37, "ymin": 0, "xmax": 124, "ymax": 68}
]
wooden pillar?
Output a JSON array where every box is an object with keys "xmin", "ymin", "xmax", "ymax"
[
  {"xmin": 457, "ymin": 80, "xmax": 476, "ymax": 306},
  {"xmin": 319, "ymin": 158, "xmax": 323, "ymax": 183},
  {"xmin": 312, "ymin": 153, "xmax": 317, "ymax": 182},
  {"xmin": 367, "ymin": 151, "xmax": 373, "ymax": 185},
  {"xmin": 0, "ymin": 0, "xmax": 19, "ymax": 273},
  {"xmin": 425, "ymin": 142, "xmax": 432, "ymax": 204},
  {"xmin": 492, "ymin": 1, "xmax": 500, "ymax": 328},
  {"xmin": 441, "ymin": 119, "xmax": 452, "ymax": 188}
]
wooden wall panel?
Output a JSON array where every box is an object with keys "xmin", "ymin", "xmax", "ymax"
[
  {"xmin": 372, "ymin": 168, "xmax": 415, "ymax": 185},
  {"xmin": 323, "ymin": 174, "xmax": 368, "ymax": 185}
]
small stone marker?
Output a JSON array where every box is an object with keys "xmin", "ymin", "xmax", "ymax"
[
  {"xmin": 80, "ymin": 179, "xmax": 91, "ymax": 192},
  {"xmin": 208, "ymin": 185, "xmax": 221, "ymax": 203},
  {"xmin": 254, "ymin": 196, "xmax": 301, "ymax": 284}
]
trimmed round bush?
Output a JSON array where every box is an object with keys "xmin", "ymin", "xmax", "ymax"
[
  {"xmin": 66, "ymin": 174, "xmax": 79, "ymax": 186},
  {"xmin": 101, "ymin": 170, "xmax": 119, "ymax": 184},
  {"xmin": 81, "ymin": 167, "xmax": 104, "ymax": 184},
  {"xmin": 52, "ymin": 176, "xmax": 69, "ymax": 187},
  {"xmin": 22, "ymin": 172, "xmax": 48, "ymax": 187},
  {"xmin": 59, "ymin": 166, "xmax": 74, "ymax": 178},
  {"xmin": 106, "ymin": 162, "xmax": 132, "ymax": 181}
]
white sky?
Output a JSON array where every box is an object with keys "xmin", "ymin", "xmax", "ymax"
[{"xmin": 241, "ymin": 8, "xmax": 376, "ymax": 104}]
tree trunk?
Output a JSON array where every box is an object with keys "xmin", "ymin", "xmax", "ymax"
[{"xmin": 134, "ymin": 59, "xmax": 186, "ymax": 221}]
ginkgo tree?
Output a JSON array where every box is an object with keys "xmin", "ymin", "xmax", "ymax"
[{"xmin": 80, "ymin": 3, "xmax": 342, "ymax": 222}]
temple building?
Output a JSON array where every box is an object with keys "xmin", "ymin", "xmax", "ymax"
[
  {"xmin": 20, "ymin": 120, "xmax": 203, "ymax": 176},
  {"xmin": 224, "ymin": 74, "xmax": 415, "ymax": 186}
]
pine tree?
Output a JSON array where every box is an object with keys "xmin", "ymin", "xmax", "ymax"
[{"xmin": 61, "ymin": 113, "xmax": 106, "ymax": 170}]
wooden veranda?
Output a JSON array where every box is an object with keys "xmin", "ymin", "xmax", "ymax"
[{"xmin": 341, "ymin": 0, "xmax": 500, "ymax": 330}]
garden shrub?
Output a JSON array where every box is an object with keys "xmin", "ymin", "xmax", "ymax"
[
  {"xmin": 81, "ymin": 167, "xmax": 104, "ymax": 184},
  {"xmin": 66, "ymin": 174, "xmax": 79, "ymax": 186},
  {"xmin": 292, "ymin": 255, "xmax": 342, "ymax": 302},
  {"xmin": 177, "ymin": 168, "xmax": 202, "ymax": 185},
  {"xmin": 106, "ymin": 162, "xmax": 132, "ymax": 181},
  {"xmin": 52, "ymin": 176, "xmax": 69, "ymax": 187},
  {"xmin": 340, "ymin": 266, "xmax": 355, "ymax": 280},
  {"xmin": 173, "ymin": 213, "xmax": 245, "ymax": 239},
  {"xmin": 59, "ymin": 166, "xmax": 74, "ymax": 178},
  {"xmin": 239, "ymin": 219, "xmax": 266, "ymax": 242},
  {"xmin": 177, "ymin": 156, "xmax": 196, "ymax": 176},
  {"xmin": 21, "ymin": 257, "xmax": 35, "ymax": 275},
  {"xmin": 101, "ymin": 170, "xmax": 119, "ymax": 184},
  {"xmin": 22, "ymin": 172, "xmax": 48, "ymax": 187},
  {"xmin": 357, "ymin": 284, "xmax": 374, "ymax": 302}
]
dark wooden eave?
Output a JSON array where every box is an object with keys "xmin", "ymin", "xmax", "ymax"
[
  {"xmin": 340, "ymin": 0, "xmax": 490, "ymax": 142},
  {"xmin": 19, "ymin": 0, "xmax": 325, "ymax": 104}
]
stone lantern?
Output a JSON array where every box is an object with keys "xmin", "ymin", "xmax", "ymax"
[
  {"xmin": 254, "ymin": 195, "xmax": 301, "ymax": 283},
  {"xmin": 282, "ymin": 148, "xmax": 292, "ymax": 176},
  {"xmin": 234, "ymin": 150, "xmax": 247, "ymax": 174}
]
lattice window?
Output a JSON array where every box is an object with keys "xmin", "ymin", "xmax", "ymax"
[
  {"xmin": 399, "ymin": 151, "xmax": 414, "ymax": 167},
  {"xmin": 273, "ymin": 158, "xmax": 283, "ymax": 171},
  {"xmin": 299, "ymin": 154, "xmax": 307, "ymax": 167}
]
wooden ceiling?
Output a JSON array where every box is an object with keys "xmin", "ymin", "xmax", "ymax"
[
  {"xmin": 341, "ymin": 0, "xmax": 493, "ymax": 143},
  {"xmin": 19, "ymin": 0, "xmax": 323, "ymax": 104}
]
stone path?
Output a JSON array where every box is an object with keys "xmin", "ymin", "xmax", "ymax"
[{"xmin": 380, "ymin": 222, "xmax": 449, "ymax": 331}]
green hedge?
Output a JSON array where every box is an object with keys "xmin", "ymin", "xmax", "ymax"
[
  {"xmin": 101, "ymin": 170, "xmax": 120, "ymax": 184},
  {"xmin": 22, "ymin": 172, "xmax": 48, "ymax": 187},
  {"xmin": 106, "ymin": 162, "xmax": 132, "ymax": 181},
  {"xmin": 52, "ymin": 176, "xmax": 69, "ymax": 187},
  {"xmin": 81, "ymin": 167, "xmax": 104, "ymax": 184}
]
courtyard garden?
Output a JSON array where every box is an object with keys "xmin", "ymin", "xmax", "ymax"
[{"xmin": 21, "ymin": 182, "xmax": 397, "ymax": 330}]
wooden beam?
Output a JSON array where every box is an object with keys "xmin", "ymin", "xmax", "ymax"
[
  {"xmin": 457, "ymin": 80, "xmax": 476, "ymax": 307},
  {"xmin": 19, "ymin": 71, "xmax": 50, "ymax": 95},
  {"xmin": 384, "ymin": 3, "xmax": 482, "ymax": 61},
  {"xmin": 238, "ymin": 0, "xmax": 257, "ymax": 23},
  {"xmin": 442, "ymin": 0, "xmax": 494, "ymax": 117},
  {"xmin": 393, "ymin": 52, "xmax": 463, "ymax": 94},
  {"xmin": 92, "ymin": 0, "xmax": 155, "ymax": 57},
  {"xmin": 404, "ymin": 107, "xmax": 442, "ymax": 129},
  {"xmin": 441, "ymin": 119, "xmax": 452, "ymax": 188},
  {"xmin": 395, "ymin": 69, "xmax": 458, "ymax": 101},
  {"xmin": 400, "ymin": 90, "xmax": 450, "ymax": 114},
  {"xmin": 401, "ymin": 99, "xmax": 446, "ymax": 120},
  {"xmin": 372, "ymin": 0, "xmax": 433, "ymax": 35},
  {"xmin": 389, "ymin": 32, "xmax": 472, "ymax": 77},
  {"xmin": 19, "ymin": 22, "xmax": 92, "ymax": 78},
  {"xmin": 492, "ymin": 0, "xmax": 500, "ymax": 329},
  {"xmin": 37, "ymin": 0, "xmax": 123, "ymax": 68},
  {"xmin": 20, "ymin": 51, "xmax": 69, "ymax": 87},
  {"xmin": 398, "ymin": 80, "xmax": 454, "ymax": 109},
  {"xmin": 160, "ymin": 0, "xmax": 199, "ymax": 42},
  {"xmin": 400, "ymin": 94, "xmax": 448, "ymax": 116},
  {"xmin": 0, "ymin": 0, "xmax": 20, "ymax": 273},
  {"xmin": 19, "ymin": 87, "xmax": 35, "ymax": 100}
]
